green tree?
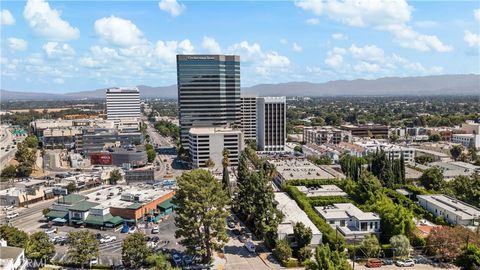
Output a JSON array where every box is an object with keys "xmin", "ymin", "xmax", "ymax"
[
  {"xmin": 147, "ymin": 149, "xmax": 156, "ymax": 163},
  {"xmin": 298, "ymin": 247, "xmax": 312, "ymax": 264},
  {"xmin": 66, "ymin": 230, "xmax": 99, "ymax": 267},
  {"xmin": 390, "ymin": 235, "xmax": 411, "ymax": 258},
  {"xmin": 0, "ymin": 165, "xmax": 17, "ymax": 181},
  {"xmin": 390, "ymin": 132, "xmax": 400, "ymax": 142},
  {"xmin": 294, "ymin": 222, "xmax": 313, "ymax": 250},
  {"xmin": 450, "ymin": 145, "xmax": 464, "ymax": 161},
  {"xmin": 428, "ymin": 134, "xmax": 441, "ymax": 142},
  {"xmin": 356, "ymin": 171, "xmax": 383, "ymax": 203},
  {"xmin": 415, "ymin": 155, "xmax": 433, "ymax": 165},
  {"xmin": 205, "ymin": 157, "xmax": 215, "ymax": 168},
  {"xmin": 146, "ymin": 253, "xmax": 180, "ymax": 270},
  {"xmin": 448, "ymin": 174, "xmax": 480, "ymax": 207},
  {"xmin": 419, "ymin": 167, "xmax": 445, "ymax": 191},
  {"xmin": 234, "ymin": 147, "xmax": 282, "ymax": 242},
  {"xmin": 109, "ymin": 169, "xmax": 122, "ymax": 185},
  {"xmin": 173, "ymin": 169, "xmax": 229, "ymax": 263},
  {"xmin": 222, "ymin": 148, "xmax": 231, "ymax": 196},
  {"xmin": 273, "ymin": 238, "xmax": 292, "ymax": 263},
  {"xmin": 456, "ymin": 244, "xmax": 480, "ymax": 270},
  {"xmin": 306, "ymin": 244, "xmax": 351, "ymax": 270},
  {"xmin": 26, "ymin": 231, "xmax": 55, "ymax": 261},
  {"xmin": 361, "ymin": 234, "xmax": 381, "ymax": 259},
  {"xmin": 0, "ymin": 225, "xmax": 29, "ymax": 248},
  {"xmin": 24, "ymin": 135, "xmax": 39, "ymax": 148},
  {"xmin": 122, "ymin": 232, "xmax": 150, "ymax": 268},
  {"xmin": 16, "ymin": 163, "xmax": 33, "ymax": 177},
  {"xmin": 294, "ymin": 145, "xmax": 303, "ymax": 153},
  {"xmin": 66, "ymin": 182, "xmax": 76, "ymax": 193}
]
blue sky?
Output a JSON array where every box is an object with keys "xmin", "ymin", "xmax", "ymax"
[{"xmin": 1, "ymin": 0, "xmax": 479, "ymax": 93}]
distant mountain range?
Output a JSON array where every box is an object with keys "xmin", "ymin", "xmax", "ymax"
[{"xmin": 1, "ymin": 74, "xmax": 479, "ymax": 101}]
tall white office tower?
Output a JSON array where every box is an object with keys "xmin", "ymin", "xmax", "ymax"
[
  {"xmin": 240, "ymin": 96, "xmax": 257, "ymax": 141},
  {"xmin": 257, "ymin": 96, "xmax": 286, "ymax": 152},
  {"xmin": 106, "ymin": 87, "xmax": 141, "ymax": 121},
  {"xmin": 176, "ymin": 55, "xmax": 241, "ymax": 149}
]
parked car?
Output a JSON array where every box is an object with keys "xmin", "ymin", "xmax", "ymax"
[
  {"xmin": 6, "ymin": 212, "xmax": 19, "ymax": 219},
  {"xmin": 100, "ymin": 235, "xmax": 117, "ymax": 244},
  {"xmin": 3, "ymin": 205, "xmax": 14, "ymax": 211},
  {"xmin": 233, "ymin": 229, "xmax": 241, "ymax": 235},
  {"xmin": 90, "ymin": 258, "xmax": 98, "ymax": 265},
  {"xmin": 183, "ymin": 255, "xmax": 193, "ymax": 265},
  {"xmin": 96, "ymin": 233, "xmax": 102, "ymax": 239},
  {"xmin": 414, "ymin": 255, "xmax": 431, "ymax": 264},
  {"xmin": 45, "ymin": 228, "xmax": 56, "ymax": 234},
  {"xmin": 151, "ymin": 236, "xmax": 160, "ymax": 243},
  {"xmin": 151, "ymin": 226, "xmax": 159, "ymax": 234},
  {"xmin": 365, "ymin": 260, "xmax": 383, "ymax": 268},
  {"xmin": 244, "ymin": 240, "xmax": 255, "ymax": 253},
  {"xmin": 381, "ymin": 259, "xmax": 393, "ymax": 265},
  {"xmin": 396, "ymin": 259, "xmax": 415, "ymax": 267},
  {"xmin": 128, "ymin": 226, "xmax": 137, "ymax": 234},
  {"xmin": 172, "ymin": 253, "xmax": 182, "ymax": 265}
]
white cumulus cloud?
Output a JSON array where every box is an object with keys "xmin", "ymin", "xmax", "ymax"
[
  {"xmin": 94, "ymin": 16, "xmax": 145, "ymax": 47},
  {"xmin": 324, "ymin": 43, "xmax": 444, "ymax": 75},
  {"xmin": 332, "ymin": 33, "xmax": 348, "ymax": 40},
  {"xmin": 263, "ymin": 52, "xmax": 290, "ymax": 67},
  {"xmin": 306, "ymin": 18, "xmax": 320, "ymax": 25},
  {"xmin": 178, "ymin": 39, "xmax": 194, "ymax": 54},
  {"xmin": 1, "ymin": 9, "xmax": 15, "ymax": 25},
  {"xmin": 464, "ymin": 30, "xmax": 480, "ymax": 47},
  {"xmin": 292, "ymin": 42, "xmax": 303, "ymax": 52},
  {"xmin": 159, "ymin": 0, "xmax": 185, "ymax": 17},
  {"xmin": 42, "ymin": 42, "xmax": 75, "ymax": 57},
  {"xmin": 295, "ymin": 0, "xmax": 322, "ymax": 16},
  {"xmin": 295, "ymin": 0, "xmax": 452, "ymax": 52},
  {"xmin": 23, "ymin": 0, "xmax": 80, "ymax": 41},
  {"xmin": 8, "ymin": 38, "xmax": 28, "ymax": 51},
  {"xmin": 475, "ymin": 9, "xmax": 480, "ymax": 22},
  {"xmin": 202, "ymin": 36, "xmax": 222, "ymax": 54}
]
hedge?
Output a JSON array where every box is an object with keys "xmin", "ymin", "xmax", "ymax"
[
  {"xmin": 282, "ymin": 258, "xmax": 300, "ymax": 268},
  {"xmin": 308, "ymin": 196, "xmax": 353, "ymax": 206},
  {"xmin": 282, "ymin": 185, "xmax": 346, "ymax": 250}
]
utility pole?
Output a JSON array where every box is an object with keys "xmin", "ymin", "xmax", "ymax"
[{"xmin": 352, "ymin": 235, "xmax": 356, "ymax": 270}]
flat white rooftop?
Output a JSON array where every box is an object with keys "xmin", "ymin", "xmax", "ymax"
[
  {"xmin": 274, "ymin": 192, "xmax": 321, "ymax": 235},
  {"xmin": 269, "ymin": 158, "xmax": 337, "ymax": 180},
  {"xmin": 417, "ymin": 195, "xmax": 480, "ymax": 220},
  {"xmin": 297, "ymin": 185, "xmax": 347, "ymax": 197},
  {"xmin": 189, "ymin": 127, "xmax": 242, "ymax": 135},
  {"xmin": 85, "ymin": 185, "xmax": 172, "ymax": 209},
  {"xmin": 315, "ymin": 203, "xmax": 380, "ymax": 221}
]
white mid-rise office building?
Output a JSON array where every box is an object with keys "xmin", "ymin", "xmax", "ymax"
[
  {"xmin": 240, "ymin": 96, "xmax": 257, "ymax": 141},
  {"xmin": 188, "ymin": 127, "xmax": 244, "ymax": 169},
  {"xmin": 257, "ymin": 96, "xmax": 286, "ymax": 152},
  {"xmin": 106, "ymin": 87, "xmax": 141, "ymax": 121}
]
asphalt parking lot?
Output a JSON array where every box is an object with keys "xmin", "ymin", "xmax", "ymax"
[{"xmin": 47, "ymin": 213, "xmax": 183, "ymax": 266}]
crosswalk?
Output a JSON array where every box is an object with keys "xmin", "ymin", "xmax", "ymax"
[{"xmin": 50, "ymin": 251, "xmax": 123, "ymax": 266}]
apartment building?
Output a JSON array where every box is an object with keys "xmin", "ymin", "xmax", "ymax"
[
  {"xmin": 303, "ymin": 126, "xmax": 351, "ymax": 145},
  {"xmin": 417, "ymin": 195, "xmax": 480, "ymax": 226},
  {"xmin": 257, "ymin": 96, "xmax": 286, "ymax": 152},
  {"xmin": 188, "ymin": 127, "xmax": 244, "ymax": 169}
]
